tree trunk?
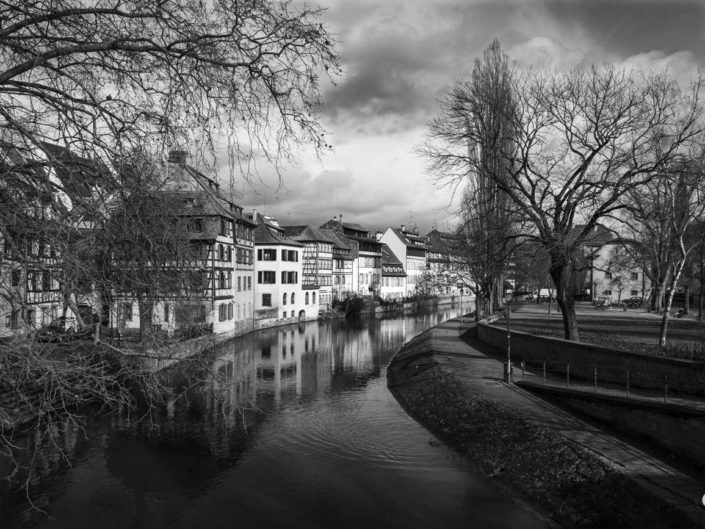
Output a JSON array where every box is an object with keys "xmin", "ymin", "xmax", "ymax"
[
  {"xmin": 550, "ymin": 264, "xmax": 579, "ymax": 341},
  {"xmin": 659, "ymin": 259, "xmax": 686, "ymax": 347},
  {"xmin": 699, "ymin": 249, "xmax": 705, "ymax": 320}
]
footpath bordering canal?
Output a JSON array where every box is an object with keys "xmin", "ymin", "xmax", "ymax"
[{"xmin": 387, "ymin": 318, "xmax": 705, "ymax": 529}]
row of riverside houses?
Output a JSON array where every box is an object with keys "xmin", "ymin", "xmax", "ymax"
[{"xmin": 0, "ymin": 149, "xmax": 474, "ymax": 342}]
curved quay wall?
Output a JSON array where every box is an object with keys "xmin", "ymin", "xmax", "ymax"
[{"xmin": 387, "ymin": 319, "xmax": 704, "ymax": 529}]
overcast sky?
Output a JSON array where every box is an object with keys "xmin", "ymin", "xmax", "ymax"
[{"xmin": 232, "ymin": 0, "xmax": 705, "ymax": 235}]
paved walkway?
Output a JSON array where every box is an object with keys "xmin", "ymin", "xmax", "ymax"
[{"xmin": 409, "ymin": 317, "xmax": 705, "ymax": 525}]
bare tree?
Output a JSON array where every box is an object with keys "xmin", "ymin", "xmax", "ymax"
[
  {"xmin": 0, "ymin": 0, "xmax": 338, "ymax": 499},
  {"xmin": 624, "ymin": 157, "xmax": 705, "ymax": 345},
  {"xmin": 423, "ymin": 53, "xmax": 703, "ymax": 340},
  {"xmin": 0, "ymin": 0, "xmax": 338, "ymax": 169},
  {"xmin": 425, "ymin": 40, "xmax": 520, "ymax": 318}
]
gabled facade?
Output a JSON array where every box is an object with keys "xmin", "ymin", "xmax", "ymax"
[
  {"xmin": 425, "ymin": 229, "xmax": 469, "ymax": 295},
  {"xmin": 113, "ymin": 151, "xmax": 255, "ymax": 338},
  {"xmin": 0, "ymin": 144, "xmax": 101, "ymax": 339},
  {"xmin": 319, "ymin": 216, "xmax": 383, "ymax": 297},
  {"xmin": 380, "ymin": 244, "xmax": 406, "ymax": 300},
  {"xmin": 252, "ymin": 213, "xmax": 317, "ymax": 326},
  {"xmin": 318, "ymin": 227, "xmax": 354, "ymax": 302},
  {"xmin": 282, "ymin": 225, "xmax": 334, "ymax": 311},
  {"xmin": 380, "ymin": 225, "xmax": 428, "ymax": 296}
]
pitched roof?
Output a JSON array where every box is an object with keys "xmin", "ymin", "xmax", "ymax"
[
  {"xmin": 573, "ymin": 224, "xmax": 616, "ymax": 247},
  {"xmin": 381, "ymin": 245, "xmax": 407, "ymax": 276},
  {"xmin": 319, "ymin": 228, "xmax": 355, "ymax": 254},
  {"xmin": 426, "ymin": 229, "xmax": 461, "ymax": 254},
  {"xmin": 254, "ymin": 222, "xmax": 303, "ymax": 246},
  {"xmin": 389, "ymin": 227, "xmax": 428, "ymax": 249},
  {"xmin": 283, "ymin": 225, "xmax": 338, "ymax": 243},
  {"xmin": 41, "ymin": 142, "xmax": 114, "ymax": 199}
]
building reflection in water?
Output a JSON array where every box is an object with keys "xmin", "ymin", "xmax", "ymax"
[{"xmin": 0, "ymin": 305, "xmax": 472, "ymax": 527}]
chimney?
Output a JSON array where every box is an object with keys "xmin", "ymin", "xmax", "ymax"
[
  {"xmin": 168, "ymin": 150, "xmax": 188, "ymax": 164},
  {"xmin": 400, "ymin": 224, "xmax": 405, "ymax": 232},
  {"xmin": 375, "ymin": 231, "xmax": 382, "ymax": 241}
]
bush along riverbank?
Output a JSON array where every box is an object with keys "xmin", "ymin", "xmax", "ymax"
[{"xmin": 387, "ymin": 329, "xmax": 703, "ymax": 529}]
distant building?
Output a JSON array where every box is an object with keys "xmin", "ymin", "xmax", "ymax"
[
  {"xmin": 113, "ymin": 151, "xmax": 256, "ymax": 338},
  {"xmin": 319, "ymin": 216, "xmax": 383, "ymax": 297},
  {"xmin": 425, "ymin": 228, "xmax": 470, "ymax": 294},
  {"xmin": 380, "ymin": 225, "xmax": 428, "ymax": 296},
  {"xmin": 0, "ymin": 143, "xmax": 106, "ymax": 339},
  {"xmin": 574, "ymin": 225, "xmax": 646, "ymax": 303},
  {"xmin": 318, "ymin": 226, "xmax": 354, "ymax": 302},
  {"xmin": 251, "ymin": 212, "xmax": 317, "ymax": 326},
  {"xmin": 380, "ymin": 244, "xmax": 406, "ymax": 300},
  {"xmin": 282, "ymin": 225, "xmax": 334, "ymax": 311}
]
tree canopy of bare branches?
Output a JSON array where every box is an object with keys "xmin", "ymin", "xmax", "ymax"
[
  {"xmin": 0, "ymin": 0, "xmax": 339, "ymax": 497},
  {"xmin": 624, "ymin": 155, "xmax": 705, "ymax": 345},
  {"xmin": 423, "ymin": 50, "xmax": 703, "ymax": 340},
  {"xmin": 0, "ymin": 0, "xmax": 339, "ymax": 174}
]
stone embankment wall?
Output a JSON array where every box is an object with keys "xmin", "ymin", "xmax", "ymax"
[
  {"xmin": 478, "ymin": 323, "xmax": 705, "ymax": 395},
  {"xmin": 518, "ymin": 382, "xmax": 705, "ymax": 466},
  {"xmin": 388, "ymin": 327, "xmax": 703, "ymax": 529}
]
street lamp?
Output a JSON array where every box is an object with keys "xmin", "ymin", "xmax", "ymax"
[
  {"xmin": 458, "ymin": 283, "xmax": 464, "ymax": 324},
  {"xmin": 504, "ymin": 303, "xmax": 512, "ymax": 383}
]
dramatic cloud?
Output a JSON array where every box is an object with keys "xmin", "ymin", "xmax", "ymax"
[{"xmin": 229, "ymin": 0, "xmax": 705, "ymax": 236}]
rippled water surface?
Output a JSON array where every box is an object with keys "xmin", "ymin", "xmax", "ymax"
[{"xmin": 4, "ymin": 307, "xmax": 551, "ymax": 529}]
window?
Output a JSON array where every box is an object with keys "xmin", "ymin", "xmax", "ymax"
[
  {"xmin": 6, "ymin": 311, "xmax": 19, "ymax": 329},
  {"xmin": 305, "ymin": 292, "xmax": 309, "ymax": 304},
  {"xmin": 228, "ymin": 303, "xmax": 233, "ymax": 320},
  {"xmin": 605, "ymin": 272, "xmax": 612, "ymax": 279},
  {"xmin": 164, "ymin": 304, "xmax": 170, "ymax": 323},
  {"xmin": 258, "ymin": 249, "xmax": 276, "ymax": 261},
  {"xmin": 219, "ymin": 303, "xmax": 227, "ymax": 321},
  {"xmin": 237, "ymin": 276, "xmax": 242, "ymax": 292},
  {"xmin": 219, "ymin": 271, "xmax": 226, "ymax": 289},
  {"xmin": 247, "ymin": 276, "xmax": 252, "ymax": 290},
  {"xmin": 312, "ymin": 292, "xmax": 316, "ymax": 304},
  {"xmin": 188, "ymin": 218, "xmax": 203, "ymax": 232},
  {"xmin": 631, "ymin": 290, "xmax": 639, "ymax": 296},
  {"xmin": 262, "ymin": 294, "xmax": 272, "ymax": 307},
  {"xmin": 258, "ymin": 271, "xmax": 276, "ymax": 284},
  {"xmin": 281, "ymin": 271, "xmax": 298, "ymax": 284},
  {"xmin": 291, "ymin": 293, "xmax": 295, "ymax": 304},
  {"xmin": 123, "ymin": 303, "xmax": 133, "ymax": 321},
  {"xmin": 227, "ymin": 247, "xmax": 232, "ymax": 262},
  {"xmin": 291, "ymin": 311, "xmax": 295, "ymax": 318},
  {"xmin": 631, "ymin": 272, "xmax": 638, "ymax": 280},
  {"xmin": 11, "ymin": 269, "xmax": 20, "ymax": 287},
  {"xmin": 219, "ymin": 245, "xmax": 225, "ymax": 261},
  {"xmin": 25, "ymin": 309, "xmax": 35, "ymax": 327},
  {"xmin": 282, "ymin": 249, "xmax": 298, "ymax": 261},
  {"xmin": 282, "ymin": 311, "xmax": 287, "ymax": 319},
  {"xmin": 283, "ymin": 293, "xmax": 287, "ymax": 305}
]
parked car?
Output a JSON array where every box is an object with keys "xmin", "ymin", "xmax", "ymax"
[
  {"xmin": 624, "ymin": 296, "xmax": 644, "ymax": 308},
  {"xmin": 594, "ymin": 296, "xmax": 612, "ymax": 309}
]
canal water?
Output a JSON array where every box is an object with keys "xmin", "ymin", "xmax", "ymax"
[{"xmin": 2, "ymin": 307, "xmax": 551, "ymax": 529}]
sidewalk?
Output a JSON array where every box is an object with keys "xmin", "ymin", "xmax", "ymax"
[{"xmin": 390, "ymin": 317, "xmax": 705, "ymax": 527}]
